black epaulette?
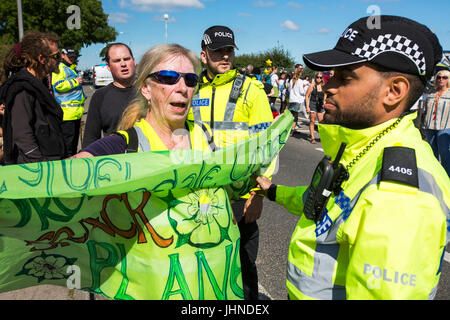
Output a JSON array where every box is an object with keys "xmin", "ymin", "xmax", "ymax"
[{"xmin": 380, "ymin": 146, "xmax": 418, "ymax": 188}]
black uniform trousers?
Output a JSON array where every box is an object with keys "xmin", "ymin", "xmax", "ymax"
[
  {"xmin": 231, "ymin": 199, "xmax": 260, "ymax": 300},
  {"xmin": 61, "ymin": 119, "xmax": 81, "ymax": 157}
]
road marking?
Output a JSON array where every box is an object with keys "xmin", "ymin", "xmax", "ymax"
[
  {"xmin": 445, "ymin": 251, "xmax": 450, "ymax": 264},
  {"xmin": 258, "ymin": 283, "xmax": 273, "ymax": 300}
]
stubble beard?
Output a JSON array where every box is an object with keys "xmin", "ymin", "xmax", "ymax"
[{"xmin": 324, "ymin": 87, "xmax": 381, "ymax": 130}]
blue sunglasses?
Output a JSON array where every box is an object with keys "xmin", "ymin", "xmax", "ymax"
[{"xmin": 147, "ymin": 70, "xmax": 199, "ymax": 87}]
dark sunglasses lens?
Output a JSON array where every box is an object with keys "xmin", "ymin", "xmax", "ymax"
[
  {"xmin": 156, "ymin": 70, "xmax": 179, "ymax": 84},
  {"xmin": 185, "ymin": 73, "xmax": 198, "ymax": 87},
  {"xmin": 437, "ymin": 76, "xmax": 448, "ymax": 80}
]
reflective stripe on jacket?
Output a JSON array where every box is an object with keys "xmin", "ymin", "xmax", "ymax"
[
  {"xmin": 276, "ymin": 112, "xmax": 450, "ymax": 300},
  {"xmin": 52, "ymin": 62, "xmax": 85, "ymax": 121}
]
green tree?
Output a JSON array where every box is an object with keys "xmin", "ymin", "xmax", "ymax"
[
  {"xmin": 302, "ymin": 66, "xmax": 316, "ymax": 80},
  {"xmin": 234, "ymin": 46, "xmax": 296, "ymax": 71},
  {"xmin": 0, "ymin": 0, "xmax": 117, "ymax": 51},
  {"xmin": 0, "ymin": 34, "xmax": 14, "ymax": 78}
]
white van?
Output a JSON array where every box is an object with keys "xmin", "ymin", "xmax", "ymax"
[{"xmin": 93, "ymin": 64, "xmax": 113, "ymax": 88}]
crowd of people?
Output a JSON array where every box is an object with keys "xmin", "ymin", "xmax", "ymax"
[{"xmin": 0, "ymin": 14, "xmax": 449, "ymax": 301}]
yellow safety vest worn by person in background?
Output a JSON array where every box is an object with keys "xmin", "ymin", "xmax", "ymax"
[
  {"xmin": 274, "ymin": 112, "xmax": 449, "ymax": 300},
  {"xmin": 188, "ymin": 69, "xmax": 275, "ymax": 198},
  {"xmin": 52, "ymin": 62, "xmax": 85, "ymax": 121}
]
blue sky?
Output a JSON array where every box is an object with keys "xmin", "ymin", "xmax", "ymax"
[{"xmin": 78, "ymin": 0, "xmax": 450, "ymax": 70}]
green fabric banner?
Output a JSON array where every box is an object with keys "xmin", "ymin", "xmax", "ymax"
[{"xmin": 0, "ymin": 112, "xmax": 292, "ymax": 300}]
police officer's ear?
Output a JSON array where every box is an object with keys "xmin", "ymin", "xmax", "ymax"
[
  {"xmin": 200, "ymin": 48, "xmax": 208, "ymax": 65},
  {"xmin": 381, "ymin": 75, "xmax": 410, "ymax": 111}
]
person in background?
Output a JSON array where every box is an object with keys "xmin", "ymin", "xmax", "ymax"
[
  {"xmin": 278, "ymin": 71, "xmax": 288, "ymax": 113},
  {"xmin": 0, "ymin": 30, "xmax": 66, "ymax": 165},
  {"xmin": 82, "ymin": 43, "xmax": 136, "ymax": 148},
  {"xmin": 287, "ymin": 67, "xmax": 308, "ymax": 135},
  {"xmin": 423, "ymin": 69, "xmax": 450, "ymax": 176},
  {"xmin": 269, "ymin": 66, "xmax": 279, "ymax": 109},
  {"xmin": 191, "ymin": 25, "xmax": 274, "ymax": 300},
  {"xmin": 253, "ymin": 67, "xmax": 262, "ymax": 81},
  {"xmin": 305, "ymin": 72, "xmax": 326, "ymax": 144},
  {"xmin": 51, "ymin": 47, "xmax": 86, "ymax": 156}
]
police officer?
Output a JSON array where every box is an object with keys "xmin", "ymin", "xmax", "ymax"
[
  {"xmin": 190, "ymin": 25, "xmax": 274, "ymax": 299},
  {"xmin": 51, "ymin": 47, "xmax": 86, "ymax": 156},
  {"xmin": 253, "ymin": 16, "xmax": 450, "ymax": 299}
]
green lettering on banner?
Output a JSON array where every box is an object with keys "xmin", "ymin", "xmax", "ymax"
[
  {"xmin": 114, "ymin": 243, "xmax": 134, "ymax": 300},
  {"xmin": 87, "ymin": 240, "xmax": 133, "ymax": 299},
  {"xmin": 62, "ymin": 159, "xmax": 93, "ymax": 191},
  {"xmin": 29, "ymin": 197, "xmax": 84, "ymax": 231},
  {"xmin": 0, "ymin": 198, "xmax": 32, "ymax": 228},
  {"xmin": 230, "ymin": 238, "xmax": 244, "ymax": 298},
  {"xmin": 196, "ymin": 243, "xmax": 233, "ymax": 300},
  {"xmin": 152, "ymin": 170, "xmax": 178, "ymax": 192},
  {"xmin": 162, "ymin": 253, "xmax": 193, "ymax": 300},
  {"xmin": 87, "ymin": 240, "xmax": 119, "ymax": 295}
]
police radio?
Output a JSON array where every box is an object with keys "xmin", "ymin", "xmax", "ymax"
[{"xmin": 303, "ymin": 143, "xmax": 349, "ymax": 222}]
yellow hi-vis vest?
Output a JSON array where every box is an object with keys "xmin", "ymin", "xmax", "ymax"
[
  {"xmin": 188, "ymin": 69, "xmax": 273, "ymax": 148},
  {"xmin": 52, "ymin": 62, "xmax": 85, "ymax": 121},
  {"xmin": 275, "ymin": 113, "xmax": 449, "ymax": 300},
  {"xmin": 188, "ymin": 69, "xmax": 276, "ymax": 198},
  {"xmin": 116, "ymin": 119, "xmax": 214, "ymax": 153}
]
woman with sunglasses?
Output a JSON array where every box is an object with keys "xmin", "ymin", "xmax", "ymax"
[
  {"xmin": 305, "ymin": 72, "xmax": 326, "ymax": 144},
  {"xmin": 423, "ymin": 69, "xmax": 450, "ymax": 176},
  {"xmin": 70, "ymin": 44, "xmax": 243, "ymax": 300}
]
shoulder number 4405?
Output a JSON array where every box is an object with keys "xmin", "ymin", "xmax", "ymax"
[{"xmin": 389, "ymin": 165, "xmax": 413, "ymax": 176}]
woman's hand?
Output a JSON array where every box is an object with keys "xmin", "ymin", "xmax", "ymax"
[
  {"xmin": 66, "ymin": 151, "xmax": 93, "ymax": 159},
  {"xmin": 250, "ymin": 175, "xmax": 273, "ymax": 198}
]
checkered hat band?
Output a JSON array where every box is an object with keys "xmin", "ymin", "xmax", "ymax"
[
  {"xmin": 352, "ymin": 34, "xmax": 426, "ymax": 75},
  {"xmin": 202, "ymin": 34, "xmax": 212, "ymax": 46}
]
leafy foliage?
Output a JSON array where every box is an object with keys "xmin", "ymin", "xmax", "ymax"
[
  {"xmin": 0, "ymin": 0, "xmax": 117, "ymax": 51},
  {"xmin": 234, "ymin": 46, "xmax": 296, "ymax": 71}
]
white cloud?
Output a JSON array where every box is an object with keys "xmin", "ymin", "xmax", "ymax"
[
  {"xmin": 316, "ymin": 28, "xmax": 331, "ymax": 34},
  {"xmin": 108, "ymin": 12, "xmax": 131, "ymax": 24},
  {"xmin": 280, "ymin": 20, "xmax": 299, "ymax": 31},
  {"xmin": 125, "ymin": 0, "xmax": 205, "ymax": 11},
  {"xmin": 253, "ymin": 1, "xmax": 276, "ymax": 7},
  {"xmin": 287, "ymin": 1, "xmax": 303, "ymax": 9}
]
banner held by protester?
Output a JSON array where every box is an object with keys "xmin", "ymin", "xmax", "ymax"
[{"xmin": 0, "ymin": 112, "xmax": 293, "ymax": 300}]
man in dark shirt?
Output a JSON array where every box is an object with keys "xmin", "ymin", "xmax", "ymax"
[{"xmin": 82, "ymin": 43, "xmax": 136, "ymax": 148}]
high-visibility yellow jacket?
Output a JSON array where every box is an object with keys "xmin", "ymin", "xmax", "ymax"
[
  {"xmin": 116, "ymin": 119, "xmax": 213, "ymax": 153},
  {"xmin": 275, "ymin": 112, "xmax": 449, "ymax": 300},
  {"xmin": 51, "ymin": 62, "xmax": 85, "ymax": 121},
  {"xmin": 188, "ymin": 69, "xmax": 275, "ymax": 198},
  {"xmin": 188, "ymin": 69, "xmax": 273, "ymax": 148}
]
